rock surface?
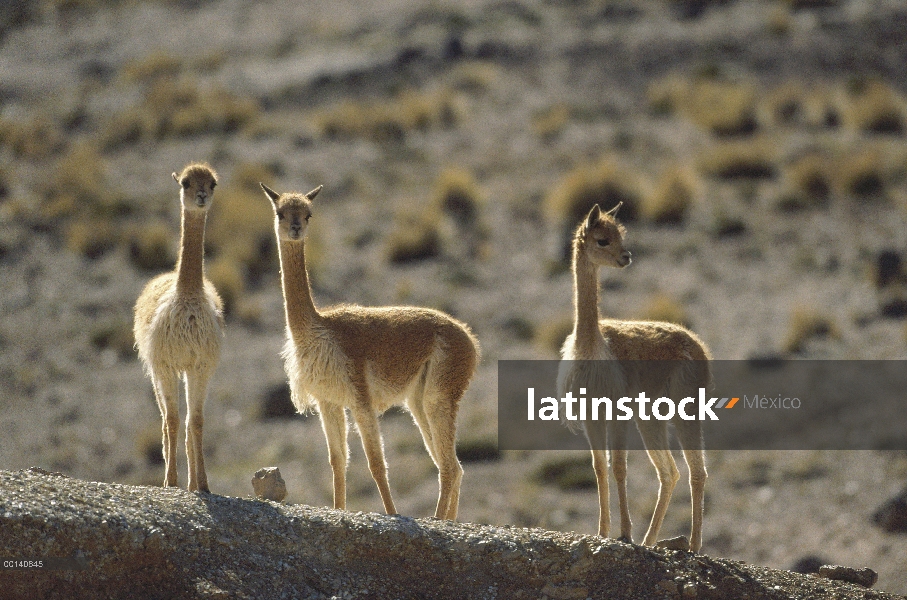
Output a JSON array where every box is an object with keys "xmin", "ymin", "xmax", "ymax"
[
  {"xmin": 251, "ymin": 467, "xmax": 287, "ymax": 503},
  {"xmin": 0, "ymin": 469, "xmax": 896, "ymax": 600}
]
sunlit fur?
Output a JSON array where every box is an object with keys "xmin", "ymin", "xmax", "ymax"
[
  {"xmin": 556, "ymin": 203, "xmax": 711, "ymax": 552},
  {"xmin": 262, "ymin": 183, "xmax": 479, "ymax": 520},
  {"xmin": 134, "ymin": 163, "xmax": 224, "ymax": 493}
]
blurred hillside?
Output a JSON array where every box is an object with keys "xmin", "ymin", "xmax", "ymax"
[{"xmin": 1, "ymin": 0, "xmax": 907, "ymax": 594}]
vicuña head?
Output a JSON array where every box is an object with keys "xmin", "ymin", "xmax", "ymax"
[
  {"xmin": 173, "ymin": 163, "xmax": 218, "ymax": 211},
  {"xmin": 574, "ymin": 202, "xmax": 632, "ymax": 269},
  {"xmin": 260, "ymin": 183, "xmax": 321, "ymax": 241}
]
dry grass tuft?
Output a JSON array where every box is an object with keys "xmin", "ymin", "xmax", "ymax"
[
  {"xmin": 545, "ymin": 155, "xmax": 643, "ymax": 227},
  {"xmin": 639, "ymin": 294, "xmax": 690, "ymax": 328},
  {"xmin": 642, "ymin": 165, "xmax": 697, "ymax": 224},
  {"xmin": 90, "ymin": 317, "xmax": 135, "ymax": 359},
  {"xmin": 763, "ymin": 82, "xmax": 808, "ymax": 127},
  {"xmin": 0, "ymin": 114, "xmax": 66, "ymax": 160},
  {"xmin": 535, "ymin": 314, "xmax": 574, "ymax": 357},
  {"xmin": 128, "ymin": 221, "xmax": 174, "ymax": 271},
  {"xmin": 386, "ymin": 210, "xmax": 442, "ymax": 264},
  {"xmin": 647, "ymin": 74, "xmax": 757, "ymax": 136},
  {"xmin": 432, "ymin": 167, "xmax": 484, "ymax": 228},
  {"xmin": 532, "ymin": 104, "xmax": 571, "ymax": 142},
  {"xmin": 206, "ymin": 257, "xmax": 244, "ymax": 316},
  {"xmin": 697, "ymin": 137, "xmax": 778, "ymax": 180},
  {"xmin": 120, "ymin": 52, "xmax": 182, "ymax": 83},
  {"xmin": 784, "ymin": 308, "xmax": 839, "ymax": 354},
  {"xmin": 103, "ymin": 80, "xmax": 259, "ymax": 149},
  {"xmin": 313, "ymin": 88, "xmax": 459, "ymax": 142},
  {"xmin": 535, "ymin": 456, "xmax": 596, "ymax": 491},
  {"xmin": 834, "ymin": 148, "xmax": 887, "ymax": 199},
  {"xmin": 65, "ymin": 219, "xmax": 118, "ymax": 260},
  {"xmin": 776, "ymin": 152, "xmax": 832, "ymax": 210},
  {"xmin": 840, "ymin": 79, "xmax": 906, "ymax": 135}
]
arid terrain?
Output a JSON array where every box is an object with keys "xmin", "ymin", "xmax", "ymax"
[{"xmin": 1, "ymin": 0, "xmax": 907, "ymax": 595}]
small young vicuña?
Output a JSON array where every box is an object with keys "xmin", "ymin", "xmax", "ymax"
[
  {"xmin": 261, "ymin": 183, "xmax": 479, "ymax": 519},
  {"xmin": 557, "ymin": 203, "xmax": 711, "ymax": 552},
  {"xmin": 134, "ymin": 163, "xmax": 224, "ymax": 492}
]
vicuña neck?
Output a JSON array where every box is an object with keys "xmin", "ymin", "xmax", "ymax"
[
  {"xmin": 278, "ymin": 239, "xmax": 320, "ymax": 332},
  {"xmin": 572, "ymin": 242, "xmax": 605, "ymax": 355},
  {"xmin": 175, "ymin": 209, "xmax": 207, "ymax": 295}
]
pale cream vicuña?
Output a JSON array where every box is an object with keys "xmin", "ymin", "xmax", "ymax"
[
  {"xmin": 134, "ymin": 163, "xmax": 224, "ymax": 493},
  {"xmin": 557, "ymin": 203, "xmax": 711, "ymax": 552},
  {"xmin": 262, "ymin": 183, "xmax": 479, "ymax": 520}
]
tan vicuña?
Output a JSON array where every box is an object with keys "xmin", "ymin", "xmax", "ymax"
[
  {"xmin": 134, "ymin": 163, "xmax": 224, "ymax": 493},
  {"xmin": 261, "ymin": 183, "xmax": 479, "ymax": 520},
  {"xmin": 556, "ymin": 202, "xmax": 711, "ymax": 552}
]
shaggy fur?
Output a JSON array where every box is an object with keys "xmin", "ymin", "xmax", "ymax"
[
  {"xmin": 134, "ymin": 163, "xmax": 224, "ymax": 493},
  {"xmin": 557, "ymin": 203, "xmax": 711, "ymax": 552},
  {"xmin": 262, "ymin": 183, "xmax": 479, "ymax": 520}
]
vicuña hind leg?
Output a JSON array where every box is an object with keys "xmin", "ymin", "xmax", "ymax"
[
  {"xmin": 591, "ymin": 448, "xmax": 610, "ymax": 537},
  {"xmin": 676, "ymin": 420, "xmax": 707, "ymax": 552},
  {"xmin": 153, "ymin": 371, "xmax": 179, "ymax": 488},
  {"xmin": 609, "ymin": 423, "xmax": 633, "ymax": 542},
  {"xmin": 638, "ymin": 422, "xmax": 680, "ymax": 547},
  {"xmin": 185, "ymin": 371, "xmax": 211, "ymax": 492},
  {"xmin": 318, "ymin": 402, "xmax": 348, "ymax": 510},
  {"xmin": 352, "ymin": 402, "xmax": 397, "ymax": 515},
  {"xmin": 425, "ymin": 402, "xmax": 463, "ymax": 520}
]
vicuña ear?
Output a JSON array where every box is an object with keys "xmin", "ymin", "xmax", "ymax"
[
  {"xmin": 586, "ymin": 204, "xmax": 602, "ymax": 230},
  {"xmin": 605, "ymin": 201, "xmax": 623, "ymax": 217},
  {"xmin": 305, "ymin": 185, "xmax": 323, "ymax": 200},
  {"xmin": 172, "ymin": 172, "xmax": 179, "ymax": 183},
  {"xmin": 260, "ymin": 183, "xmax": 280, "ymax": 204}
]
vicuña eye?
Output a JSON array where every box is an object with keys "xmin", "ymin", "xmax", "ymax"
[
  {"xmin": 277, "ymin": 213, "xmax": 285, "ymax": 221},
  {"xmin": 210, "ymin": 181, "xmax": 216, "ymax": 190},
  {"xmin": 305, "ymin": 215, "xmax": 311, "ymax": 222},
  {"xmin": 181, "ymin": 179, "xmax": 190, "ymax": 189},
  {"xmin": 597, "ymin": 239, "xmax": 610, "ymax": 247}
]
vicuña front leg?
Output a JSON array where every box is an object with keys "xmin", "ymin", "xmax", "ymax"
[
  {"xmin": 318, "ymin": 402, "xmax": 349, "ymax": 510},
  {"xmin": 185, "ymin": 372, "xmax": 211, "ymax": 492},
  {"xmin": 153, "ymin": 372, "xmax": 179, "ymax": 488}
]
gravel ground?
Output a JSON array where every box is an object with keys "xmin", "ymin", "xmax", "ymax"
[{"xmin": 0, "ymin": 468, "xmax": 898, "ymax": 600}]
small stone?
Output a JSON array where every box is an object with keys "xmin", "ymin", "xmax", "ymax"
[
  {"xmin": 658, "ymin": 579, "xmax": 679, "ymax": 593},
  {"xmin": 252, "ymin": 467, "xmax": 288, "ymax": 502},
  {"xmin": 656, "ymin": 535, "xmax": 690, "ymax": 551},
  {"xmin": 682, "ymin": 583, "xmax": 698, "ymax": 597},
  {"xmin": 818, "ymin": 565, "xmax": 878, "ymax": 588}
]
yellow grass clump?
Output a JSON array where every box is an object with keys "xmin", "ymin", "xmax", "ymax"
[
  {"xmin": 776, "ymin": 152, "xmax": 832, "ymax": 210},
  {"xmin": 103, "ymin": 80, "xmax": 259, "ymax": 149},
  {"xmin": 432, "ymin": 167, "xmax": 484, "ymax": 228},
  {"xmin": 313, "ymin": 88, "xmax": 459, "ymax": 142},
  {"xmin": 639, "ymin": 293, "xmax": 690, "ymax": 328},
  {"xmin": 784, "ymin": 308, "xmax": 839, "ymax": 354},
  {"xmin": 642, "ymin": 165, "xmax": 698, "ymax": 224},
  {"xmin": 697, "ymin": 136, "xmax": 778, "ymax": 180},
  {"xmin": 386, "ymin": 209, "xmax": 442, "ymax": 264},
  {"xmin": 545, "ymin": 155, "xmax": 643, "ymax": 228},
  {"xmin": 647, "ymin": 74, "xmax": 758, "ymax": 136},
  {"xmin": 840, "ymin": 79, "xmax": 905, "ymax": 135}
]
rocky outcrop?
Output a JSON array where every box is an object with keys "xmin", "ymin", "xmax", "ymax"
[{"xmin": 0, "ymin": 469, "xmax": 892, "ymax": 600}]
